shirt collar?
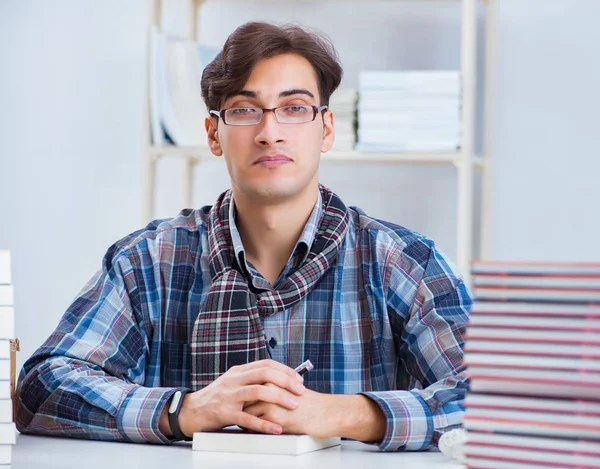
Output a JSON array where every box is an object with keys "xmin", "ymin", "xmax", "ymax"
[{"xmin": 229, "ymin": 191, "xmax": 323, "ymax": 272}]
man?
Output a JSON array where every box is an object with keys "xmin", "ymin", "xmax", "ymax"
[{"xmin": 16, "ymin": 22, "xmax": 471, "ymax": 452}]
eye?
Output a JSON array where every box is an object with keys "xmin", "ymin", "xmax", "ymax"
[
  {"xmin": 282, "ymin": 105, "xmax": 311, "ymax": 115},
  {"xmin": 230, "ymin": 107, "xmax": 259, "ymax": 115}
]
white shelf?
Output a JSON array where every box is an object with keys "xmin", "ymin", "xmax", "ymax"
[{"xmin": 149, "ymin": 145, "xmax": 463, "ymax": 165}]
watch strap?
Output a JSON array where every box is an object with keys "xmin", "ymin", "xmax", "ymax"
[{"xmin": 167, "ymin": 389, "xmax": 192, "ymax": 441}]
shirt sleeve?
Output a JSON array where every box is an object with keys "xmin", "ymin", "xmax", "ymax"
[
  {"xmin": 15, "ymin": 246, "xmax": 184, "ymax": 443},
  {"xmin": 361, "ymin": 239, "xmax": 472, "ymax": 451}
]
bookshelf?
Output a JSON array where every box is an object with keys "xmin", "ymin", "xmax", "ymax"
[{"xmin": 142, "ymin": 0, "xmax": 495, "ymax": 281}]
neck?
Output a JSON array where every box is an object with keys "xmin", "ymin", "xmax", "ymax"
[{"xmin": 232, "ymin": 186, "xmax": 319, "ymax": 284}]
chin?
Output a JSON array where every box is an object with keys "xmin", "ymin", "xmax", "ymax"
[{"xmin": 242, "ymin": 181, "xmax": 305, "ymax": 202}]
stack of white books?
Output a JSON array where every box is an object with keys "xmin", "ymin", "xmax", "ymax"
[
  {"xmin": 356, "ymin": 70, "xmax": 461, "ymax": 153},
  {"xmin": 0, "ymin": 251, "xmax": 16, "ymax": 465},
  {"xmin": 329, "ymin": 88, "xmax": 357, "ymax": 151},
  {"xmin": 463, "ymin": 260, "xmax": 600, "ymax": 469},
  {"xmin": 149, "ymin": 29, "xmax": 219, "ymax": 147}
]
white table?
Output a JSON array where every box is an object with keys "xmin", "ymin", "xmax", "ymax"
[{"xmin": 11, "ymin": 434, "xmax": 464, "ymax": 469}]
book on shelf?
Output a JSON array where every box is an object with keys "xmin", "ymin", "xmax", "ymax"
[
  {"xmin": 192, "ymin": 427, "xmax": 341, "ymax": 455},
  {"xmin": 358, "ymin": 70, "xmax": 460, "ymax": 91},
  {"xmin": 356, "ymin": 70, "xmax": 461, "ymax": 153}
]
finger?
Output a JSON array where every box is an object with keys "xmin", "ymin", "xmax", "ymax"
[
  {"xmin": 234, "ymin": 411, "xmax": 282, "ymax": 435},
  {"xmin": 243, "ymin": 402, "xmax": 265, "ymax": 417},
  {"xmin": 233, "ymin": 359, "xmax": 301, "ymax": 379},
  {"xmin": 236, "ymin": 384, "xmax": 300, "ymax": 410},
  {"xmin": 237, "ymin": 368, "xmax": 306, "ymax": 396}
]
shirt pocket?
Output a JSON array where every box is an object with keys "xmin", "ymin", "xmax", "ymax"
[{"xmin": 161, "ymin": 341, "xmax": 191, "ymax": 388}]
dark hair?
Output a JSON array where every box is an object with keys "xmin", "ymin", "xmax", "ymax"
[{"xmin": 201, "ymin": 22, "xmax": 343, "ymax": 112}]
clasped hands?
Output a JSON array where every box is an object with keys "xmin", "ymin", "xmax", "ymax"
[{"xmin": 177, "ymin": 359, "xmax": 336, "ymax": 439}]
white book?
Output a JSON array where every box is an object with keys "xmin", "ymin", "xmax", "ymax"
[
  {"xmin": 0, "ymin": 423, "xmax": 16, "ymax": 445},
  {"xmin": 0, "ymin": 400, "xmax": 12, "ymax": 424},
  {"xmin": 0, "ymin": 342, "xmax": 8, "ymax": 360},
  {"xmin": 354, "ymin": 142, "xmax": 459, "ymax": 152},
  {"xmin": 466, "ymin": 431, "xmax": 600, "ymax": 456},
  {"xmin": 0, "ymin": 288, "xmax": 11, "ymax": 308},
  {"xmin": 359, "ymin": 70, "xmax": 460, "ymax": 90},
  {"xmin": 0, "ymin": 308, "xmax": 14, "ymax": 340},
  {"xmin": 464, "ymin": 456, "xmax": 552, "ymax": 469},
  {"xmin": 0, "ymin": 382, "xmax": 10, "ymax": 401},
  {"xmin": 467, "ymin": 314, "xmax": 600, "ymax": 331},
  {"xmin": 465, "ymin": 352, "xmax": 600, "ymax": 372},
  {"xmin": 360, "ymin": 89, "xmax": 460, "ymax": 101},
  {"xmin": 474, "ymin": 286, "xmax": 600, "ymax": 302},
  {"xmin": 465, "ymin": 393, "xmax": 600, "ymax": 415},
  {"xmin": 465, "ymin": 408, "xmax": 600, "ymax": 439},
  {"xmin": 0, "ymin": 361, "xmax": 9, "ymax": 381},
  {"xmin": 358, "ymin": 129, "xmax": 460, "ymax": 143},
  {"xmin": 471, "ymin": 301, "xmax": 600, "ymax": 317},
  {"xmin": 471, "ymin": 261, "xmax": 600, "ymax": 276},
  {"xmin": 465, "ymin": 327, "xmax": 600, "ymax": 345},
  {"xmin": 358, "ymin": 99, "xmax": 460, "ymax": 112},
  {"xmin": 0, "ymin": 445, "xmax": 11, "ymax": 465},
  {"xmin": 358, "ymin": 111, "xmax": 459, "ymax": 126},
  {"xmin": 465, "ymin": 444, "xmax": 600, "ymax": 468},
  {"xmin": 473, "ymin": 274, "xmax": 600, "ymax": 289},
  {"xmin": 0, "ymin": 252, "xmax": 9, "ymax": 286},
  {"xmin": 465, "ymin": 339, "xmax": 600, "ymax": 358},
  {"xmin": 469, "ymin": 377, "xmax": 600, "ymax": 400},
  {"xmin": 193, "ymin": 428, "xmax": 341, "ymax": 455}
]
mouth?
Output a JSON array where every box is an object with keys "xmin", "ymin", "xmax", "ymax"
[{"xmin": 253, "ymin": 154, "xmax": 293, "ymax": 168}]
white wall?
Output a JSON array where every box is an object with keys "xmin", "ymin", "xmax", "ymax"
[
  {"xmin": 1, "ymin": 0, "xmax": 599, "ymax": 370},
  {"xmin": 491, "ymin": 0, "xmax": 600, "ymax": 261}
]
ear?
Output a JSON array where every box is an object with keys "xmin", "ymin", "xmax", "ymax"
[
  {"xmin": 320, "ymin": 110, "xmax": 335, "ymax": 153},
  {"xmin": 205, "ymin": 116, "xmax": 223, "ymax": 157}
]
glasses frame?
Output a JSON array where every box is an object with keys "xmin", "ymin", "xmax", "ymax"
[{"xmin": 209, "ymin": 105, "xmax": 328, "ymax": 126}]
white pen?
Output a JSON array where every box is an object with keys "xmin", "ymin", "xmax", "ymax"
[{"xmin": 294, "ymin": 359, "xmax": 314, "ymax": 376}]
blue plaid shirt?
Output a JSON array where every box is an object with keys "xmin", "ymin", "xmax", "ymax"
[{"xmin": 16, "ymin": 193, "xmax": 471, "ymax": 451}]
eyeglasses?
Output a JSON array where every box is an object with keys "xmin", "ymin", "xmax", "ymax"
[{"xmin": 209, "ymin": 105, "xmax": 328, "ymax": 126}]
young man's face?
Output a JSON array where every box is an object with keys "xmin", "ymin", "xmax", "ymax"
[{"xmin": 205, "ymin": 53, "xmax": 335, "ymax": 202}]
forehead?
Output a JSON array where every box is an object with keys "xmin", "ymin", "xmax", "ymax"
[{"xmin": 239, "ymin": 53, "xmax": 320, "ymax": 101}]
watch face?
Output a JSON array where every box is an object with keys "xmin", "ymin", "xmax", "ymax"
[{"xmin": 169, "ymin": 391, "xmax": 182, "ymax": 414}]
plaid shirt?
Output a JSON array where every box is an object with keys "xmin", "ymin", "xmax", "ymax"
[{"xmin": 16, "ymin": 194, "xmax": 471, "ymax": 451}]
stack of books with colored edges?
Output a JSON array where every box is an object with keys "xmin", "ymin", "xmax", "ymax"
[
  {"xmin": 355, "ymin": 70, "xmax": 461, "ymax": 152},
  {"xmin": 329, "ymin": 88, "xmax": 357, "ymax": 151},
  {"xmin": 463, "ymin": 261, "xmax": 600, "ymax": 469},
  {"xmin": 0, "ymin": 251, "xmax": 16, "ymax": 465}
]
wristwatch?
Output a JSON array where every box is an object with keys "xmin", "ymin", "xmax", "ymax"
[{"xmin": 167, "ymin": 390, "xmax": 192, "ymax": 441}]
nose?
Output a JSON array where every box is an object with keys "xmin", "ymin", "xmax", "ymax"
[{"xmin": 254, "ymin": 109, "xmax": 285, "ymax": 147}]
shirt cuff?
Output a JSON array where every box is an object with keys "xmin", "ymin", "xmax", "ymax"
[
  {"xmin": 117, "ymin": 385, "xmax": 185, "ymax": 444},
  {"xmin": 359, "ymin": 390, "xmax": 433, "ymax": 452}
]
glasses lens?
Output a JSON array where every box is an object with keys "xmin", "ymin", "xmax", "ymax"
[
  {"xmin": 275, "ymin": 105, "xmax": 314, "ymax": 124},
  {"xmin": 225, "ymin": 108, "xmax": 261, "ymax": 125}
]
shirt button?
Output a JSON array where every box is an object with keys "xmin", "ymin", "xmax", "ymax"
[{"xmin": 268, "ymin": 337, "xmax": 277, "ymax": 348}]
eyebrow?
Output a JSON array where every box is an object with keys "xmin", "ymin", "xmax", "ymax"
[{"xmin": 233, "ymin": 88, "xmax": 316, "ymax": 100}]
